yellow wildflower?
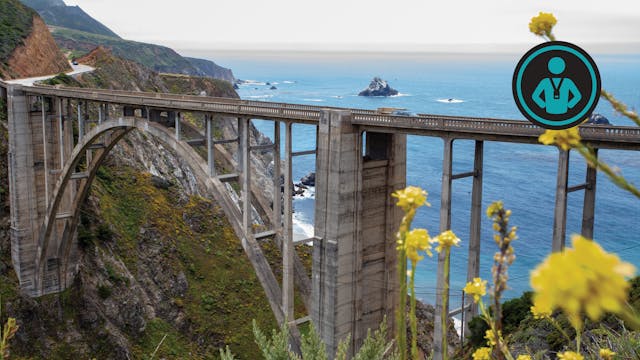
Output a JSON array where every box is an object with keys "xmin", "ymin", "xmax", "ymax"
[
  {"xmin": 557, "ymin": 351, "xmax": 584, "ymax": 360},
  {"xmin": 392, "ymin": 186, "xmax": 430, "ymax": 211},
  {"xmin": 599, "ymin": 348, "xmax": 616, "ymax": 360},
  {"xmin": 484, "ymin": 329, "xmax": 502, "ymax": 346},
  {"xmin": 516, "ymin": 356, "xmax": 532, "ymax": 360},
  {"xmin": 486, "ymin": 200, "xmax": 504, "ymax": 218},
  {"xmin": 530, "ymin": 304, "xmax": 551, "ymax": 319},
  {"xmin": 405, "ymin": 228, "xmax": 432, "ymax": 263},
  {"xmin": 430, "ymin": 230, "xmax": 460, "ymax": 253},
  {"xmin": 538, "ymin": 127, "xmax": 581, "ymax": 151},
  {"xmin": 529, "ymin": 12, "xmax": 557, "ymax": 38},
  {"xmin": 530, "ymin": 235, "xmax": 636, "ymax": 330},
  {"xmin": 472, "ymin": 347, "xmax": 491, "ymax": 360},
  {"xmin": 463, "ymin": 277, "xmax": 487, "ymax": 303}
]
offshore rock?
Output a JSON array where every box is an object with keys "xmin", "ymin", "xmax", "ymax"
[
  {"xmin": 358, "ymin": 76, "xmax": 399, "ymax": 97},
  {"xmin": 300, "ymin": 172, "xmax": 315, "ymax": 186}
]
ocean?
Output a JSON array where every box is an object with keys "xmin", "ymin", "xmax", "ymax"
[{"xmin": 187, "ymin": 50, "xmax": 640, "ymax": 309}]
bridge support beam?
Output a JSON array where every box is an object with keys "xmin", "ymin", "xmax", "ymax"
[
  {"xmin": 581, "ymin": 149, "xmax": 597, "ymax": 238},
  {"xmin": 313, "ymin": 110, "xmax": 405, "ymax": 357},
  {"xmin": 206, "ymin": 115, "xmax": 216, "ymax": 176},
  {"xmin": 464, "ymin": 140, "xmax": 484, "ymax": 334},
  {"xmin": 283, "ymin": 121, "xmax": 294, "ymax": 320},
  {"xmin": 553, "ymin": 150, "xmax": 570, "ymax": 252},
  {"xmin": 434, "ymin": 138, "xmax": 453, "ymax": 360}
]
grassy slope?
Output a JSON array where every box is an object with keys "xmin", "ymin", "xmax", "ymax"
[{"xmin": 89, "ymin": 165, "xmax": 278, "ymax": 358}]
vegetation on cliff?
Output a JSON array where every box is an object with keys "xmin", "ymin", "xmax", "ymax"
[
  {"xmin": 0, "ymin": 0, "xmax": 36, "ymax": 75},
  {"xmin": 0, "ymin": 0, "xmax": 70, "ymax": 79}
]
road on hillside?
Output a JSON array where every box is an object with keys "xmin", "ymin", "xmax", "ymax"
[{"xmin": 5, "ymin": 62, "xmax": 94, "ymax": 86}]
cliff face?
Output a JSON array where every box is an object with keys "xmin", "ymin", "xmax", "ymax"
[
  {"xmin": 185, "ymin": 57, "xmax": 236, "ymax": 83},
  {"xmin": 4, "ymin": 16, "xmax": 70, "ymax": 79}
]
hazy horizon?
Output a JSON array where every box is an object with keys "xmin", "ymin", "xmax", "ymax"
[{"xmin": 64, "ymin": 0, "xmax": 640, "ymax": 55}]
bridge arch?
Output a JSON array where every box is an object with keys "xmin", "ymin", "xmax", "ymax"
[{"xmin": 33, "ymin": 117, "xmax": 257, "ymax": 300}]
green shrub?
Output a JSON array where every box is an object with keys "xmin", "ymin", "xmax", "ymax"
[
  {"xmin": 0, "ymin": 0, "xmax": 36, "ymax": 62},
  {"xmin": 97, "ymin": 285, "xmax": 112, "ymax": 299}
]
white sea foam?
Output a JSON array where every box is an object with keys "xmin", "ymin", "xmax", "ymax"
[
  {"xmin": 453, "ymin": 317, "xmax": 461, "ymax": 336},
  {"xmin": 242, "ymin": 80, "xmax": 267, "ymax": 86},
  {"xmin": 391, "ymin": 93, "xmax": 411, "ymax": 97},
  {"xmin": 292, "ymin": 212, "xmax": 315, "ymax": 243},
  {"xmin": 282, "ymin": 80, "xmax": 296, "ymax": 84},
  {"xmin": 247, "ymin": 94, "xmax": 274, "ymax": 99},
  {"xmin": 296, "ymin": 186, "xmax": 315, "ymax": 199},
  {"xmin": 303, "ymin": 98, "xmax": 324, "ymax": 102},
  {"xmin": 437, "ymin": 98, "xmax": 465, "ymax": 103}
]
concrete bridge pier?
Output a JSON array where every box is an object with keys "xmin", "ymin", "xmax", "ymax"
[
  {"xmin": 313, "ymin": 110, "xmax": 406, "ymax": 356},
  {"xmin": 6, "ymin": 88, "xmax": 74, "ymax": 295}
]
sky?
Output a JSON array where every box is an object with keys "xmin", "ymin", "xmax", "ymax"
[{"xmin": 64, "ymin": 0, "xmax": 640, "ymax": 53}]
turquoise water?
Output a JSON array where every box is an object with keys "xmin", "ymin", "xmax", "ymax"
[{"xmin": 206, "ymin": 52, "xmax": 640, "ymax": 307}]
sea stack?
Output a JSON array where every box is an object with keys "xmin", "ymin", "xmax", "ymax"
[{"xmin": 358, "ymin": 77, "xmax": 399, "ymax": 96}]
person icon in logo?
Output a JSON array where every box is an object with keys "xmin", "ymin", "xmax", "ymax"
[{"xmin": 532, "ymin": 57, "xmax": 581, "ymax": 115}]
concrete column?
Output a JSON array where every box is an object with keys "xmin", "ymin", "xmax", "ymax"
[
  {"xmin": 7, "ymin": 87, "xmax": 40, "ymax": 295},
  {"xmin": 175, "ymin": 112, "xmax": 181, "ymax": 141},
  {"xmin": 241, "ymin": 117, "xmax": 251, "ymax": 233},
  {"xmin": 57, "ymin": 98, "xmax": 64, "ymax": 166},
  {"xmin": 206, "ymin": 115, "xmax": 215, "ymax": 176},
  {"xmin": 272, "ymin": 121, "xmax": 282, "ymax": 229},
  {"xmin": 313, "ymin": 111, "xmax": 405, "ymax": 357},
  {"xmin": 77, "ymin": 101, "xmax": 84, "ymax": 142},
  {"xmin": 40, "ymin": 97, "xmax": 50, "ymax": 209},
  {"xmin": 283, "ymin": 121, "xmax": 294, "ymax": 320},
  {"xmin": 237, "ymin": 117, "xmax": 243, "ymax": 176},
  {"xmin": 464, "ymin": 140, "xmax": 484, "ymax": 333},
  {"xmin": 552, "ymin": 150, "xmax": 570, "ymax": 252},
  {"xmin": 434, "ymin": 137, "xmax": 453, "ymax": 360},
  {"xmin": 581, "ymin": 149, "xmax": 598, "ymax": 239}
]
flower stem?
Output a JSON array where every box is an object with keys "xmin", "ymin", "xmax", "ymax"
[
  {"xmin": 601, "ymin": 90, "xmax": 640, "ymax": 127},
  {"xmin": 620, "ymin": 307, "xmax": 640, "ymax": 330},
  {"xmin": 441, "ymin": 248, "xmax": 450, "ymax": 360},
  {"xmin": 410, "ymin": 261, "xmax": 418, "ymax": 360},
  {"xmin": 397, "ymin": 245, "xmax": 407, "ymax": 360},
  {"xmin": 547, "ymin": 317, "xmax": 572, "ymax": 343},
  {"xmin": 577, "ymin": 146, "xmax": 640, "ymax": 199}
]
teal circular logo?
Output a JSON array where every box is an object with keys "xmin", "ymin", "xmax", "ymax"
[{"xmin": 512, "ymin": 41, "xmax": 601, "ymax": 129}]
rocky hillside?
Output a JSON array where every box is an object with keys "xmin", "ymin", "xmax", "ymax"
[
  {"xmin": 0, "ymin": 43, "xmax": 294, "ymax": 358},
  {"xmin": 21, "ymin": 0, "xmax": 120, "ymax": 38},
  {"xmin": 0, "ymin": 0, "xmax": 69, "ymax": 79}
]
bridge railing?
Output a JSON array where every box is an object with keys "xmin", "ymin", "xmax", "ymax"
[{"xmin": 4, "ymin": 83, "xmax": 640, "ymax": 147}]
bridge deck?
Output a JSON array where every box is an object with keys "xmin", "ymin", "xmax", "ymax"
[{"xmin": 8, "ymin": 83, "xmax": 640, "ymax": 150}]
